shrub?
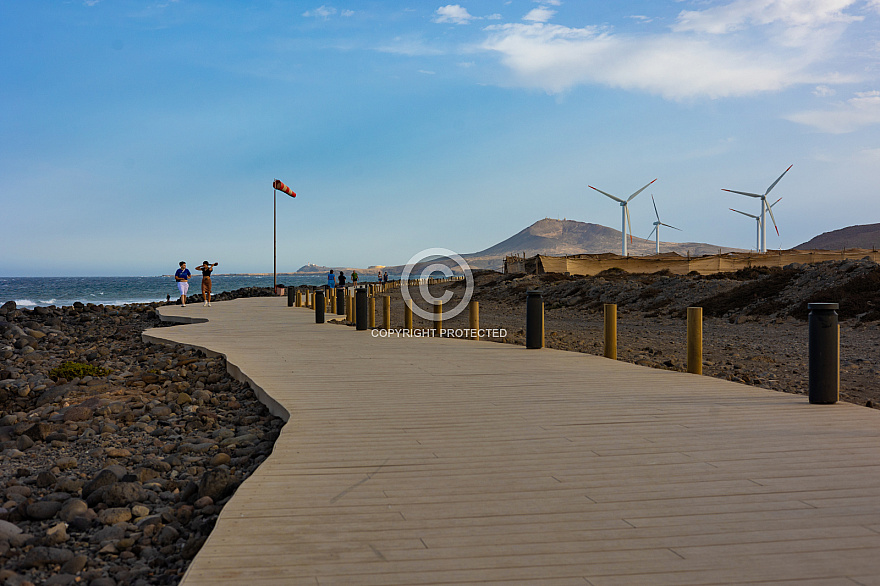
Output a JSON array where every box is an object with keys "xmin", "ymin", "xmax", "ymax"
[{"xmin": 49, "ymin": 362, "xmax": 110, "ymax": 380}]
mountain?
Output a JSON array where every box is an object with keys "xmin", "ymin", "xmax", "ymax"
[
  {"xmin": 796, "ymin": 223, "xmax": 880, "ymax": 250},
  {"xmin": 461, "ymin": 218, "xmax": 742, "ymax": 270}
]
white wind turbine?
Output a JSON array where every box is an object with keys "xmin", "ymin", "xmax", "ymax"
[
  {"xmin": 589, "ymin": 178, "xmax": 657, "ymax": 256},
  {"xmin": 722, "ymin": 165, "xmax": 791, "ymax": 253},
  {"xmin": 730, "ymin": 197, "xmax": 782, "ymax": 252},
  {"xmin": 647, "ymin": 194, "xmax": 682, "ymax": 254}
]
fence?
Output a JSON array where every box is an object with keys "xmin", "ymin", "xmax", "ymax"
[{"xmin": 505, "ymin": 249, "xmax": 880, "ymax": 276}]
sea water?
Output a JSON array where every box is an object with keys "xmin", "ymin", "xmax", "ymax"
[{"xmin": 0, "ymin": 275, "xmax": 380, "ymax": 308}]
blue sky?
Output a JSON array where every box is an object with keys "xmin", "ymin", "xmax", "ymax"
[{"xmin": 2, "ymin": 0, "xmax": 879, "ymax": 276}]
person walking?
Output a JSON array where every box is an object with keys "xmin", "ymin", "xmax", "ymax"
[
  {"xmin": 351, "ymin": 271, "xmax": 359, "ymax": 285},
  {"xmin": 174, "ymin": 261, "xmax": 191, "ymax": 307},
  {"xmin": 196, "ymin": 261, "xmax": 218, "ymax": 306},
  {"xmin": 338, "ymin": 271, "xmax": 346, "ymax": 288},
  {"xmin": 383, "ymin": 272, "xmax": 389, "ymax": 284}
]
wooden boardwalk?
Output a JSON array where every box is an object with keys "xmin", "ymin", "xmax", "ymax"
[{"xmin": 144, "ymin": 297, "xmax": 880, "ymax": 585}]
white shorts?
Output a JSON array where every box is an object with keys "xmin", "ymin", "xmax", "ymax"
[{"xmin": 178, "ymin": 281, "xmax": 189, "ymax": 296}]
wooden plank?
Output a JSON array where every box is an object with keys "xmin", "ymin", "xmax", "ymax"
[{"xmin": 140, "ymin": 298, "xmax": 880, "ymax": 585}]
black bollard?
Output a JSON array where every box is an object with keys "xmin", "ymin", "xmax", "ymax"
[
  {"xmin": 315, "ymin": 290, "xmax": 325, "ymax": 324},
  {"xmin": 356, "ymin": 288, "xmax": 368, "ymax": 330},
  {"xmin": 808, "ymin": 303, "xmax": 839, "ymax": 404},
  {"xmin": 287, "ymin": 286, "xmax": 294, "ymax": 307},
  {"xmin": 336, "ymin": 288, "xmax": 345, "ymax": 315},
  {"xmin": 526, "ymin": 290, "xmax": 544, "ymax": 349}
]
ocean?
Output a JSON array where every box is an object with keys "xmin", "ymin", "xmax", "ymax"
[{"xmin": 0, "ymin": 275, "xmax": 380, "ymax": 308}]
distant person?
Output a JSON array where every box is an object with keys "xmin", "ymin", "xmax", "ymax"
[
  {"xmin": 377, "ymin": 270, "xmax": 382, "ymax": 282},
  {"xmin": 166, "ymin": 294, "xmax": 171, "ymax": 303},
  {"xmin": 174, "ymin": 261, "xmax": 191, "ymax": 307},
  {"xmin": 338, "ymin": 271, "xmax": 346, "ymax": 288},
  {"xmin": 196, "ymin": 261, "xmax": 218, "ymax": 306},
  {"xmin": 327, "ymin": 269, "xmax": 335, "ymax": 289},
  {"xmin": 351, "ymin": 271, "xmax": 358, "ymax": 285},
  {"xmin": 383, "ymin": 272, "xmax": 388, "ymax": 284}
]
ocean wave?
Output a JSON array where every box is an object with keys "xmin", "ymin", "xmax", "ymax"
[{"xmin": 15, "ymin": 299, "xmax": 37, "ymax": 306}]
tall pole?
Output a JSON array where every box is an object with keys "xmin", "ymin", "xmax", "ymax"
[
  {"xmin": 273, "ymin": 187, "xmax": 277, "ymax": 290},
  {"xmin": 759, "ymin": 197, "xmax": 766, "ymax": 253},
  {"xmin": 621, "ymin": 203, "xmax": 627, "ymax": 256}
]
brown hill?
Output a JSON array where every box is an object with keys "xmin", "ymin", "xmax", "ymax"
[
  {"xmin": 797, "ymin": 224, "xmax": 880, "ymax": 250},
  {"xmin": 462, "ymin": 218, "xmax": 741, "ymax": 270}
]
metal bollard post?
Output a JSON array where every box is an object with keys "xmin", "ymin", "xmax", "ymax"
[
  {"xmin": 526, "ymin": 290, "xmax": 544, "ymax": 349},
  {"xmin": 687, "ymin": 307, "xmax": 702, "ymax": 375},
  {"xmin": 434, "ymin": 301, "xmax": 442, "ymax": 336},
  {"xmin": 336, "ymin": 288, "xmax": 345, "ymax": 316},
  {"xmin": 288, "ymin": 287, "xmax": 294, "ymax": 307},
  {"xmin": 404, "ymin": 300, "xmax": 413, "ymax": 333},
  {"xmin": 295, "ymin": 290, "xmax": 302, "ymax": 308},
  {"xmin": 604, "ymin": 303, "xmax": 617, "ymax": 359},
  {"xmin": 356, "ymin": 288, "xmax": 368, "ymax": 330},
  {"xmin": 383, "ymin": 296, "xmax": 391, "ymax": 330},
  {"xmin": 368, "ymin": 296, "xmax": 376, "ymax": 328},
  {"xmin": 808, "ymin": 303, "xmax": 839, "ymax": 404},
  {"xmin": 315, "ymin": 290, "xmax": 325, "ymax": 324},
  {"xmin": 469, "ymin": 301, "xmax": 479, "ymax": 340}
]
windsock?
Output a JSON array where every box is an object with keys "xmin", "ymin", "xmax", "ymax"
[{"xmin": 273, "ymin": 179, "xmax": 296, "ymax": 198}]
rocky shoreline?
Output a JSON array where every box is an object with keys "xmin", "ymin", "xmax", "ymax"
[{"xmin": 0, "ymin": 287, "xmax": 282, "ymax": 586}]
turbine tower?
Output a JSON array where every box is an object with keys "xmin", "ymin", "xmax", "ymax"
[
  {"xmin": 722, "ymin": 165, "xmax": 791, "ymax": 253},
  {"xmin": 589, "ymin": 178, "xmax": 657, "ymax": 256},
  {"xmin": 647, "ymin": 194, "xmax": 681, "ymax": 254},
  {"xmin": 730, "ymin": 197, "xmax": 782, "ymax": 252}
]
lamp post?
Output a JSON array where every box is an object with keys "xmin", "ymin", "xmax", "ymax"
[{"xmin": 272, "ymin": 179, "xmax": 296, "ymax": 291}]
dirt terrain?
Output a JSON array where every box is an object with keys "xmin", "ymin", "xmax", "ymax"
[{"xmin": 344, "ymin": 259, "xmax": 880, "ymax": 408}]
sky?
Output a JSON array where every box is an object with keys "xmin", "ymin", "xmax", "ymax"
[{"xmin": 2, "ymin": 0, "xmax": 880, "ymax": 276}]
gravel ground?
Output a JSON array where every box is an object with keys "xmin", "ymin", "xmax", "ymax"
[
  {"xmin": 0, "ymin": 287, "xmax": 282, "ymax": 586},
  {"xmin": 333, "ymin": 260, "xmax": 880, "ymax": 408}
]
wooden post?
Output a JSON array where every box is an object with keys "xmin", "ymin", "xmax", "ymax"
[
  {"xmin": 404, "ymin": 300, "xmax": 413, "ymax": 333},
  {"xmin": 369, "ymin": 296, "xmax": 376, "ymax": 328},
  {"xmin": 434, "ymin": 301, "xmax": 442, "ymax": 336},
  {"xmin": 469, "ymin": 301, "xmax": 479, "ymax": 340},
  {"xmin": 687, "ymin": 307, "xmax": 702, "ymax": 375},
  {"xmin": 383, "ymin": 296, "xmax": 391, "ymax": 330},
  {"xmin": 604, "ymin": 303, "xmax": 617, "ymax": 360}
]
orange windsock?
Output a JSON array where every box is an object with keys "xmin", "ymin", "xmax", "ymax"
[{"xmin": 273, "ymin": 179, "xmax": 296, "ymax": 198}]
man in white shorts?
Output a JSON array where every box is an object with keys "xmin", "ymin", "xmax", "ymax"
[{"xmin": 175, "ymin": 261, "xmax": 191, "ymax": 306}]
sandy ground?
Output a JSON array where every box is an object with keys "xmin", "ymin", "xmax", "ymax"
[{"xmin": 326, "ymin": 279, "xmax": 880, "ymax": 409}]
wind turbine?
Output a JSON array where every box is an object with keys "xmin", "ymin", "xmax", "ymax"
[
  {"xmin": 730, "ymin": 197, "xmax": 782, "ymax": 252},
  {"xmin": 647, "ymin": 194, "xmax": 682, "ymax": 254},
  {"xmin": 589, "ymin": 178, "xmax": 657, "ymax": 256},
  {"xmin": 722, "ymin": 165, "xmax": 791, "ymax": 253}
]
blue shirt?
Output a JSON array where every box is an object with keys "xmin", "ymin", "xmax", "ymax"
[
  {"xmin": 328, "ymin": 273, "xmax": 336, "ymax": 286},
  {"xmin": 175, "ymin": 268, "xmax": 191, "ymax": 281}
]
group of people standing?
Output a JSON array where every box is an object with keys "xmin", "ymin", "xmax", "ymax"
[
  {"xmin": 326, "ymin": 269, "xmax": 389, "ymax": 289},
  {"xmin": 174, "ymin": 260, "xmax": 219, "ymax": 307}
]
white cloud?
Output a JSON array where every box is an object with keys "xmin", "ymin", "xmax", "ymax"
[
  {"xmin": 434, "ymin": 5, "xmax": 475, "ymax": 25},
  {"xmin": 303, "ymin": 6, "xmax": 337, "ymax": 18},
  {"xmin": 786, "ymin": 91, "xmax": 880, "ymax": 133},
  {"xmin": 480, "ymin": 0, "xmax": 865, "ymax": 100},
  {"xmin": 482, "ymin": 22, "xmax": 833, "ymax": 99},
  {"xmin": 673, "ymin": 0, "xmax": 861, "ymax": 35},
  {"xmin": 524, "ymin": 7, "xmax": 556, "ymax": 23},
  {"xmin": 813, "ymin": 85, "xmax": 836, "ymax": 97}
]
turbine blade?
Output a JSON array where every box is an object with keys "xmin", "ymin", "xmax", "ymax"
[
  {"xmin": 651, "ymin": 194, "xmax": 660, "ymax": 221},
  {"xmin": 765, "ymin": 164, "xmax": 793, "ymax": 195},
  {"xmin": 770, "ymin": 196, "xmax": 782, "ymax": 208},
  {"xmin": 647, "ymin": 226, "xmax": 657, "ymax": 240},
  {"xmin": 661, "ymin": 223, "xmax": 682, "ymax": 231},
  {"xmin": 730, "ymin": 208, "xmax": 758, "ymax": 219},
  {"xmin": 764, "ymin": 198, "xmax": 780, "ymax": 236},
  {"xmin": 625, "ymin": 204, "xmax": 633, "ymax": 243},
  {"xmin": 627, "ymin": 178, "xmax": 657, "ymax": 202},
  {"xmin": 722, "ymin": 189, "xmax": 762, "ymax": 198},
  {"xmin": 589, "ymin": 185, "xmax": 625, "ymax": 203}
]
